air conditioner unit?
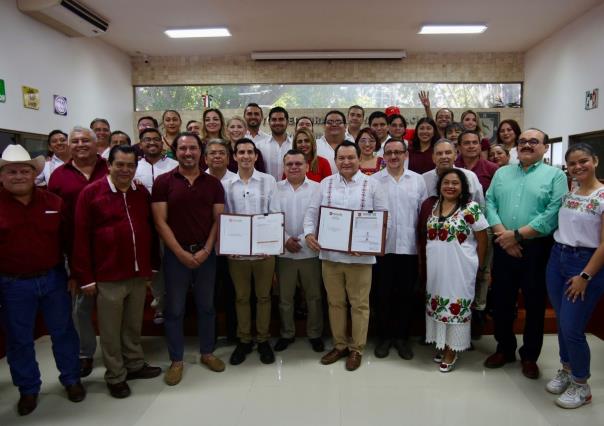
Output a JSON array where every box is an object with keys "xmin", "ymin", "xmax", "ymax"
[{"xmin": 17, "ymin": 0, "xmax": 109, "ymax": 37}]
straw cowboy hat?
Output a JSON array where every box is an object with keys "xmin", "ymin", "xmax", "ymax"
[{"xmin": 0, "ymin": 144, "xmax": 45, "ymax": 175}]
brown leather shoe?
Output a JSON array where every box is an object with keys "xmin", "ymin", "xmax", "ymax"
[
  {"xmin": 521, "ymin": 360, "xmax": 540, "ymax": 379},
  {"xmin": 65, "ymin": 382, "xmax": 86, "ymax": 402},
  {"xmin": 484, "ymin": 352, "xmax": 516, "ymax": 369},
  {"xmin": 201, "ymin": 354, "xmax": 226, "ymax": 372},
  {"xmin": 320, "ymin": 348, "xmax": 350, "ymax": 365},
  {"xmin": 17, "ymin": 394, "xmax": 38, "ymax": 416},
  {"xmin": 126, "ymin": 363, "xmax": 162, "ymax": 380},
  {"xmin": 345, "ymin": 351, "xmax": 362, "ymax": 371},
  {"xmin": 80, "ymin": 357, "xmax": 93, "ymax": 378}
]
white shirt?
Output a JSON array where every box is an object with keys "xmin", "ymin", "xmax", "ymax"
[
  {"xmin": 345, "ymin": 128, "xmax": 358, "ymax": 142},
  {"xmin": 134, "ymin": 156, "xmax": 178, "ymax": 194},
  {"xmin": 315, "ymin": 136, "xmax": 339, "ymax": 174},
  {"xmin": 375, "ymin": 135, "xmax": 392, "ymax": 157},
  {"xmin": 100, "ymin": 146, "xmax": 111, "ymax": 159},
  {"xmin": 371, "ymin": 168, "xmax": 428, "ymax": 254},
  {"xmin": 35, "ymin": 155, "xmax": 65, "ymax": 186},
  {"xmin": 245, "ymin": 129, "xmax": 271, "ymax": 146},
  {"xmin": 554, "ymin": 188, "xmax": 604, "ymax": 248},
  {"xmin": 422, "ymin": 167, "xmax": 485, "ymax": 208},
  {"xmin": 205, "ymin": 168, "xmax": 236, "ymax": 186},
  {"xmin": 274, "ymin": 178, "xmax": 320, "ymax": 260},
  {"xmin": 304, "ymin": 170, "xmax": 389, "ymax": 265},
  {"xmin": 256, "ymin": 135, "xmax": 292, "ymax": 181}
]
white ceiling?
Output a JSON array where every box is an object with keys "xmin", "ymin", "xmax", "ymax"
[{"xmin": 85, "ymin": 0, "xmax": 603, "ymax": 57}]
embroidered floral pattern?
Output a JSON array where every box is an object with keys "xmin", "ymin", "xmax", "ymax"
[
  {"xmin": 426, "ymin": 292, "xmax": 472, "ymax": 323},
  {"xmin": 562, "ymin": 189, "xmax": 604, "ymax": 215},
  {"xmin": 426, "ymin": 202, "xmax": 482, "ymax": 244}
]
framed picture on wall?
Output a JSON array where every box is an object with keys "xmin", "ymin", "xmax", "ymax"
[{"xmin": 478, "ymin": 112, "xmax": 500, "ymax": 143}]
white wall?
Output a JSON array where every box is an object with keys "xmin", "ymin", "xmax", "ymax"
[
  {"xmin": 524, "ymin": 2, "xmax": 604, "ymax": 148},
  {"xmin": 0, "ymin": 2, "xmax": 132, "ymax": 136}
]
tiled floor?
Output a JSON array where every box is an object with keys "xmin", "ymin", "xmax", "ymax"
[{"xmin": 1, "ymin": 335, "xmax": 603, "ymax": 425}]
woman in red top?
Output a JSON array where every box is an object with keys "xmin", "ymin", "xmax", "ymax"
[
  {"xmin": 355, "ymin": 127, "xmax": 385, "ymax": 176},
  {"xmin": 292, "ymin": 128, "xmax": 331, "ymax": 182},
  {"xmin": 408, "ymin": 117, "xmax": 439, "ymax": 174}
]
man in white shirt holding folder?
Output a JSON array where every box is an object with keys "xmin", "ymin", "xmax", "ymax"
[
  {"xmin": 223, "ymin": 138, "xmax": 279, "ymax": 366},
  {"xmin": 304, "ymin": 141, "xmax": 388, "ymax": 371},
  {"xmin": 273, "ymin": 149, "xmax": 324, "ymax": 353}
]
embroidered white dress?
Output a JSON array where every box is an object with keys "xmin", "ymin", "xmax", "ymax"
[{"xmin": 425, "ymin": 201, "xmax": 488, "ymax": 351}]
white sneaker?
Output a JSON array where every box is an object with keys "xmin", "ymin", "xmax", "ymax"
[
  {"xmin": 555, "ymin": 382, "xmax": 592, "ymax": 409},
  {"xmin": 546, "ymin": 369, "xmax": 571, "ymax": 394}
]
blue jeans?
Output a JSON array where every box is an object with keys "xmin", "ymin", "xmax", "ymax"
[
  {"xmin": 163, "ymin": 248, "xmax": 217, "ymax": 361},
  {"xmin": 546, "ymin": 243, "xmax": 604, "ymax": 380},
  {"xmin": 0, "ymin": 265, "xmax": 80, "ymax": 395}
]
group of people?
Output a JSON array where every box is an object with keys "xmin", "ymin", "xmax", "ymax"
[{"xmin": 1, "ymin": 93, "xmax": 603, "ymax": 416}]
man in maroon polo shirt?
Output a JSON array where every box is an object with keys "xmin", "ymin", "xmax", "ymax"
[
  {"xmin": 72, "ymin": 145, "xmax": 161, "ymax": 399},
  {"xmin": 0, "ymin": 144, "xmax": 85, "ymax": 416},
  {"xmin": 455, "ymin": 129, "xmax": 499, "ymax": 339},
  {"xmin": 151, "ymin": 132, "xmax": 225, "ymax": 386},
  {"xmin": 48, "ymin": 125, "xmax": 109, "ymax": 378}
]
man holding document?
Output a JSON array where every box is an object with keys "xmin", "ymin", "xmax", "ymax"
[
  {"xmin": 304, "ymin": 141, "xmax": 388, "ymax": 371},
  {"xmin": 223, "ymin": 138, "xmax": 280, "ymax": 366}
]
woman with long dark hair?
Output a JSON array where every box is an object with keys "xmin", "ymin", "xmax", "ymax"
[{"xmin": 408, "ymin": 117, "xmax": 440, "ymax": 174}]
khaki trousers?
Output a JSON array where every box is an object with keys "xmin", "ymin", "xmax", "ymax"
[
  {"xmin": 276, "ymin": 257, "xmax": 323, "ymax": 339},
  {"xmin": 322, "ymin": 260, "xmax": 372, "ymax": 353},
  {"xmin": 97, "ymin": 277, "xmax": 146, "ymax": 384},
  {"xmin": 228, "ymin": 257, "xmax": 275, "ymax": 343}
]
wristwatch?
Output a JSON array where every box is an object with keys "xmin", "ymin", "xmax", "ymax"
[
  {"xmin": 580, "ymin": 271, "xmax": 593, "ymax": 281},
  {"xmin": 513, "ymin": 229, "xmax": 524, "ymax": 242}
]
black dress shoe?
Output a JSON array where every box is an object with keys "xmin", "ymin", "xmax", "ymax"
[
  {"xmin": 471, "ymin": 310, "xmax": 485, "ymax": 340},
  {"xmin": 229, "ymin": 342, "xmax": 253, "ymax": 365},
  {"xmin": 126, "ymin": 363, "xmax": 162, "ymax": 380},
  {"xmin": 374, "ymin": 339, "xmax": 392, "ymax": 358},
  {"xmin": 107, "ymin": 381, "xmax": 131, "ymax": 399},
  {"xmin": 274, "ymin": 337, "xmax": 295, "ymax": 352},
  {"xmin": 309, "ymin": 337, "xmax": 325, "ymax": 353},
  {"xmin": 17, "ymin": 394, "xmax": 38, "ymax": 416},
  {"xmin": 394, "ymin": 339, "xmax": 414, "ymax": 360},
  {"xmin": 80, "ymin": 358, "xmax": 93, "ymax": 378},
  {"xmin": 257, "ymin": 341, "xmax": 275, "ymax": 364},
  {"xmin": 65, "ymin": 382, "xmax": 86, "ymax": 402}
]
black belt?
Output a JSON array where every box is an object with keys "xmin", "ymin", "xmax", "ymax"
[{"xmin": 182, "ymin": 243, "xmax": 205, "ymax": 254}]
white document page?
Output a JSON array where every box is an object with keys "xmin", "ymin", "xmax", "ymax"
[
  {"xmin": 317, "ymin": 207, "xmax": 352, "ymax": 252},
  {"xmin": 251, "ymin": 213, "xmax": 284, "ymax": 255},
  {"xmin": 350, "ymin": 211, "xmax": 385, "ymax": 254},
  {"xmin": 219, "ymin": 214, "xmax": 252, "ymax": 255}
]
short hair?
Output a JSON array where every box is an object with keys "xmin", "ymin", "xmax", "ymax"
[
  {"xmin": 244, "ymin": 102, "xmax": 263, "ymax": 116},
  {"xmin": 269, "ymin": 106, "xmax": 289, "ymax": 121},
  {"xmin": 436, "ymin": 168, "xmax": 471, "ymax": 207},
  {"xmin": 295, "ymin": 116, "xmax": 314, "ymax": 128},
  {"xmin": 68, "ymin": 126, "xmax": 97, "ymax": 143},
  {"xmin": 324, "ymin": 110, "xmax": 346, "ymax": 125},
  {"xmin": 445, "ymin": 122, "xmax": 464, "ymax": 136},
  {"xmin": 234, "ymin": 138, "xmax": 257, "ymax": 154},
  {"xmin": 347, "ymin": 105, "xmax": 365, "ymax": 116},
  {"xmin": 108, "ymin": 145, "xmax": 138, "ymax": 166},
  {"xmin": 334, "ymin": 140, "xmax": 360, "ymax": 159},
  {"xmin": 202, "ymin": 108, "xmax": 226, "ymax": 140},
  {"xmin": 172, "ymin": 131, "xmax": 203, "ymax": 152},
  {"xmin": 387, "ymin": 113, "xmax": 407, "ymax": 129},
  {"xmin": 47, "ymin": 129, "xmax": 67, "ymax": 145},
  {"xmin": 434, "ymin": 138, "xmax": 455, "ymax": 150},
  {"xmin": 368, "ymin": 111, "xmax": 388, "ymax": 125},
  {"xmin": 355, "ymin": 127, "xmax": 381, "ymax": 152},
  {"xmin": 526, "ymin": 128, "xmax": 550, "ymax": 145},
  {"xmin": 283, "ymin": 149, "xmax": 306, "ymax": 161},
  {"xmin": 411, "ymin": 117, "xmax": 439, "ymax": 150},
  {"xmin": 110, "ymin": 130, "xmax": 131, "ymax": 146},
  {"xmin": 139, "ymin": 127, "xmax": 161, "ymax": 140},
  {"xmin": 496, "ymin": 119, "xmax": 521, "ymax": 145},
  {"xmin": 382, "ymin": 138, "xmax": 407, "ymax": 153},
  {"xmin": 137, "ymin": 116, "xmax": 158, "ymax": 128},
  {"xmin": 205, "ymin": 138, "xmax": 230, "ymax": 156},
  {"xmin": 565, "ymin": 142, "xmax": 597, "ymax": 161},
  {"xmin": 458, "ymin": 130, "xmax": 481, "ymax": 145},
  {"xmin": 186, "ymin": 119, "xmax": 201, "ymax": 128},
  {"xmin": 90, "ymin": 118, "xmax": 110, "ymax": 129},
  {"xmin": 435, "ymin": 108, "xmax": 454, "ymax": 121}
]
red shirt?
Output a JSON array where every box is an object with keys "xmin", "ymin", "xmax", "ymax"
[
  {"xmin": 151, "ymin": 168, "xmax": 225, "ymax": 246},
  {"xmin": 0, "ymin": 188, "xmax": 65, "ymax": 275},
  {"xmin": 305, "ymin": 156, "xmax": 332, "ymax": 182},
  {"xmin": 408, "ymin": 146, "xmax": 435, "ymax": 175},
  {"xmin": 47, "ymin": 156, "xmax": 108, "ymax": 254},
  {"xmin": 72, "ymin": 177, "xmax": 158, "ymax": 286},
  {"xmin": 454, "ymin": 157, "xmax": 499, "ymax": 194}
]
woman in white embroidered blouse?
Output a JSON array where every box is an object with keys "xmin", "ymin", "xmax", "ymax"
[{"xmin": 545, "ymin": 143, "xmax": 604, "ymax": 409}]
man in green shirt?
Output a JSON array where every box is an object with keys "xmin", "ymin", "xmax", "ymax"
[{"xmin": 484, "ymin": 128, "xmax": 567, "ymax": 379}]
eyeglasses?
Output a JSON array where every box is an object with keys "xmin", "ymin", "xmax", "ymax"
[
  {"xmin": 325, "ymin": 120, "xmax": 344, "ymax": 126},
  {"xmin": 383, "ymin": 150, "xmax": 406, "ymax": 156},
  {"xmin": 517, "ymin": 138, "xmax": 542, "ymax": 146},
  {"xmin": 142, "ymin": 137, "xmax": 162, "ymax": 143}
]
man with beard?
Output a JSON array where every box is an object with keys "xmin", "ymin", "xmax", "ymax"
[
  {"xmin": 485, "ymin": 128, "xmax": 567, "ymax": 379},
  {"xmin": 256, "ymin": 106, "xmax": 292, "ymax": 181},
  {"xmin": 244, "ymin": 103, "xmax": 271, "ymax": 145}
]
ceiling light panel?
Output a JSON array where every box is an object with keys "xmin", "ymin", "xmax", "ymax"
[{"xmin": 164, "ymin": 28, "xmax": 231, "ymax": 38}]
